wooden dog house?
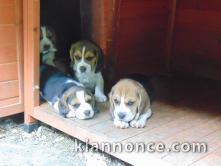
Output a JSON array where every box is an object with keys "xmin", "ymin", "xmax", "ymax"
[{"xmin": 1, "ymin": 0, "xmax": 221, "ymax": 165}]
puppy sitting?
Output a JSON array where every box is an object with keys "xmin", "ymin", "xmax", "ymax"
[
  {"xmin": 40, "ymin": 26, "xmax": 57, "ymax": 67},
  {"xmin": 70, "ymin": 41, "xmax": 107, "ymax": 102},
  {"xmin": 109, "ymin": 79, "xmax": 152, "ymax": 129},
  {"xmin": 40, "ymin": 65, "xmax": 97, "ymax": 120}
]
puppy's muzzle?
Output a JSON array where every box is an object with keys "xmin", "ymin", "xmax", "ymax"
[
  {"xmin": 80, "ymin": 66, "xmax": 87, "ymax": 73},
  {"xmin": 118, "ymin": 112, "xmax": 126, "ymax": 120}
]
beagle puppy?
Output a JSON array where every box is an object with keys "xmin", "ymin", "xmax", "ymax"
[
  {"xmin": 40, "ymin": 26, "xmax": 57, "ymax": 67},
  {"xmin": 109, "ymin": 79, "xmax": 152, "ymax": 129},
  {"xmin": 40, "ymin": 65, "xmax": 97, "ymax": 120},
  {"xmin": 70, "ymin": 41, "xmax": 107, "ymax": 102}
]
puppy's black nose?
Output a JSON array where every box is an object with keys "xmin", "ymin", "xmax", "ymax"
[
  {"xmin": 84, "ymin": 110, "xmax": 91, "ymax": 116},
  {"xmin": 44, "ymin": 44, "xmax": 50, "ymax": 50},
  {"xmin": 118, "ymin": 112, "xmax": 126, "ymax": 120},
  {"xmin": 80, "ymin": 66, "xmax": 86, "ymax": 73}
]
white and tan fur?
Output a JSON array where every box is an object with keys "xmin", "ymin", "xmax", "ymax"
[
  {"xmin": 109, "ymin": 79, "xmax": 152, "ymax": 129},
  {"xmin": 56, "ymin": 89, "xmax": 95, "ymax": 120},
  {"xmin": 40, "ymin": 26, "xmax": 57, "ymax": 67},
  {"xmin": 70, "ymin": 41, "xmax": 107, "ymax": 102},
  {"xmin": 40, "ymin": 65, "xmax": 96, "ymax": 120}
]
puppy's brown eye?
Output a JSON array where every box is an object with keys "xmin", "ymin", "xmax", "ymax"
[
  {"xmin": 86, "ymin": 56, "xmax": 94, "ymax": 61},
  {"xmin": 73, "ymin": 103, "xmax": 80, "ymax": 108},
  {"xmin": 126, "ymin": 101, "xmax": 134, "ymax": 106},
  {"xmin": 75, "ymin": 56, "xmax": 81, "ymax": 61},
  {"xmin": 114, "ymin": 99, "xmax": 120, "ymax": 105}
]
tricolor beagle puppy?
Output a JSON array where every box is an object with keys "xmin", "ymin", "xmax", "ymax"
[
  {"xmin": 40, "ymin": 65, "xmax": 97, "ymax": 120},
  {"xmin": 40, "ymin": 26, "xmax": 57, "ymax": 67},
  {"xmin": 70, "ymin": 41, "xmax": 107, "ymax": 102},
  {"xmin": 109, "ymin": 79, "xmax": 152, "ymax": 129}
]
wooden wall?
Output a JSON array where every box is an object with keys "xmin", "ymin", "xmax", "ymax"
[
  {"xmin": 113, "ymin": 0, "xmax": 171, "ymax": 77},
  {"xmin": 112, "ymin": 0, "xmax": 221, "ymax": 80},
  {"xmin": 172, "ymin": 0, "xmax": 221, "ymax": 80},
  {"xmin": 0, "ymin": 0, "xmax": 23, "ymax": 116}
]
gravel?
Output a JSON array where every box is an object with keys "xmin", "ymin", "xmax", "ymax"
[{"xmin": 0, "ymin": 114, "xmax": 130, "ymax": 166}]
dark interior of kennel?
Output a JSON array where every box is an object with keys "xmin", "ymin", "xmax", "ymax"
[{"xmin": 40, "ymin": 0, "xmax": 81, "ymax": 63}]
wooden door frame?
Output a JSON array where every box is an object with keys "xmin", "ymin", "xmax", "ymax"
[
  {"xmin": 23, "ymin": 0, "xmax": 40, "ymax": 126},
  {"xmin": 23, "ymin": 0, "xmax": 114, "ymax": 128}
]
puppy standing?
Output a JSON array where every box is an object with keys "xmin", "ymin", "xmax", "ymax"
[
  {"xmin": 40, "ymin": 26, "xmax": 57, "ymax": 67},
  {"xmin": 109, "ymin": 79, "xmax": 152, "ymax": 129},
  {"xmin": 70, "ymin": 41, "xmax": 107, "ymax": 102}
]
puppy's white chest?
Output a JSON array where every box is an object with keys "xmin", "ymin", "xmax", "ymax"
[{"xmin": 76, "ymin": 73, "xmax": 96, "ymax": 90}]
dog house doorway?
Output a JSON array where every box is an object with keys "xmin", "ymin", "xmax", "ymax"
[
  {"xmin": 23, "ymin": 0, "xmax": 114, "ymax": 143},
  {"xmin": 24, "ymin": 0, "xmax": 221, "ymax": 165}
]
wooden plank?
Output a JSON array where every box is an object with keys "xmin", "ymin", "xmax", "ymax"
[
  {"xmin": 0, "ymin": 80, "xmax": 19, "ymax": 100},
  {"xmin": 191, "ymin": 147, "xmax": 221, "ymax": 166},
  {"xmin": 124, "ymin": 110, "xmax": 215, "ymax": 144},
  {"xmin": 0, "ymin": 5, "xmax": 16, "ymax": 24},
  {"xmin": 113, "ymin": 0, "xmax": 170, "ymax": 77},
  {"xmin": 33, "ymin": 103, "xmax": 111, "ymax": 143},
  {"xmin": 0, "ymin": 44, "xmax": 17, "ymax": 63},
  {"xmin": 33, "ymin": 103, "xmax": 171, "ymax": 166},
  {"xmin": 0, "ymin": 97, "xmax": 19, "ymax": 107},
  {"xmin": 0, "ymin": 62, "xmax": 18, "ymax": 81},
  {"xmin": 175, "ymin": 10, "xmax": 221, "ymax": 33},
  {"xmin": 0, "ymin": 103, "xmax": 22, "ymax": 117},
  {"xmin": 151, "ymin": 112, "xmax": 221, "ymax": 159},
  {"xmin": 120, "ymin": 0, "xmax": 170, "ymax": 18},
  {"xmin": 23, "ymin": 0, "xmax": 39, "ymax": 124},
  {"xmin": 163, "ymin": 126, "xmax": 221, "ymax": 166},
  {"xmin": 90, "ymin": 102, "xmax": 189, "ymax": 142},
  {"xmin": 165, "ymin": 0, "xmax": 176, "ymax": 71},
  {"xmin": 0, "ymin": 0, "xmax": 14, "ymax": 6},
  {"xmin": 0, "ymin": 26, "xmax": 16, "ymax": 44}
]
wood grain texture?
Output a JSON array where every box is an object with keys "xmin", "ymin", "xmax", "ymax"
[
  {"xmin": 0, "ymin": 0, "xmax": 23, "ymax": 117},
  {"xmin": 0, "ymin": 80, "xmax": 19, "ymax": 100},
  {"xmin": 0, "ymin": 44, "xmax": 17, "ymax": 63},
  {"xmin": 113, "ymin": 0, "xmax": 170, "ymax": 77},
  {"xmin": 0, "ymin": 104, "xmax": 23, "ymax": 117},
  {"xmin": 23, "ymin": 0, "xmax": 39, "ymax": 123},
  {"xmin": 34, "ymin": 76, "xmax": 221, "ymax": 165},
  {"xmin": 0, "ymin": 26, "xmax": 16, "ymax": 44},
  {"xmin": 0, "ymin": 5, "xmax": 16, "ymax": 24},
  {"xmin": 0, "ymin": 62, "xmax": 18, "ymax": 81},
  {"xmin": 0, "ymin": 97, "xmax": 19, "ymax": 107},
  {"xmin": 0, "ymin": 0, "xmax": 14, "ymax": 6},
  {"xmin": 172, "ymin": 0, "xmax": 221, "ymax": 80}
]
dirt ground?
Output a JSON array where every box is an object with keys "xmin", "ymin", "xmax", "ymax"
[{"xmin": 0, "ymin": 114, "xmax": 129, "ymax": 166}]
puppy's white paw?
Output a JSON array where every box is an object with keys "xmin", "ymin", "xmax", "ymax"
[
  {"xmin": 114, "ymin": 120, "xmax": 129, "ymax": 129},
  {"xmin": 130, "ymin": 120, "xmax": 146, "ymax": 128},
  {"xmin": 95, "ymin": 93, "xmax": 107, "ymax": 102}
]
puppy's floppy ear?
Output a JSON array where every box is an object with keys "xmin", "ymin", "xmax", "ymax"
[
  {"xmin": 69, "ymin": 43, "xmax": 79, "ymax": 64},
  {"xmin": 108, "ymin": 89, "xmax": 115, "ymax": 119},
  {"xmin": 136, "ymin": 83, "xmax": 150, "ymax": 118},
  {"xmin": 58, "ymin": 94, "xmax": 69, "ymax": 118},
  {"xmin": 94, "ymin": 44, "xmax": 104, "ymax": 73},
  {"xmin": 85, "ymin": 88, "xmax": 98, "ymax": 113}
]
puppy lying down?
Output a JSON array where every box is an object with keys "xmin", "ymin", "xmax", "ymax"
[
  {"xmin": 109, "ymin": 79, "xmax": 152, "ymax": 128},
  {"xmin": 40, "ymin": 65, "xmax": 97, "ymax": 120}
]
